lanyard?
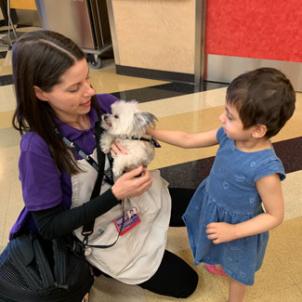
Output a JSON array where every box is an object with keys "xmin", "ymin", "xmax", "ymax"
[
  {"xmin": 55, "ymin": 123, "xmax": 122, "ymax": 248},
  {"xmin": 54, "ymin": 127, "xmax": 99, "ymax": 172},
  {"xmin": 55, "ymin": 124, "xmax": 114, "ymax": 184}
]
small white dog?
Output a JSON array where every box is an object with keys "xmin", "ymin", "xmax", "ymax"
[{"xmin": 101, "ymin": 100, "xmax": 160, "ymax": 177}]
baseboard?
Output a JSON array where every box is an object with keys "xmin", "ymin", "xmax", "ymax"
[{"xmin": 116, "ymin": 65, "xmax": 194, "ymax": 83}]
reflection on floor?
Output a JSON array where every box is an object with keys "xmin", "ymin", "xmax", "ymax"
[{"xmin": 0, "ymin": 36, "xmax": 302, "ymax": 302}]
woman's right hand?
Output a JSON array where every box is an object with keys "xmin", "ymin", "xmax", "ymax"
[{"xmin": 111, "ymin": 166, "xmax": 152, "ymax": 200}]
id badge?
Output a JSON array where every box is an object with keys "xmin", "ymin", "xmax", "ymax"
[{"xmin": 113, "ymin": 207, "xmax": 141, "ymax": 235}]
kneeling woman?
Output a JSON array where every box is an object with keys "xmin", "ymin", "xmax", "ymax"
[{"xmin": 10, "ymin": 30, "xmax": 198, "ymax": 301}]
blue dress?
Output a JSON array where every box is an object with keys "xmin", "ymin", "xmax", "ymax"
[{"xmin": 183, "ymin": 128, "xmax": 285, "ymax": 285}]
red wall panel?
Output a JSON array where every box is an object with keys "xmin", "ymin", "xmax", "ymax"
[{"xmin": 206, "ymin": 0, "xmax": 302, "ymax": 62}]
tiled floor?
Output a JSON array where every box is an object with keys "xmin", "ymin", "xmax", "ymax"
[{"xmin": 1, "ymin": 29, "xmax": 302, "ymax": 301}]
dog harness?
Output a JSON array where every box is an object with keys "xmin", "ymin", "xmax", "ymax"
[{"xmin": 126, "ymin": 136, "xmax": 161, "ymax": 148}]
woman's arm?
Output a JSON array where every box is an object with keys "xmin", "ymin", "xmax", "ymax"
[
  {"xmin": 31, "ymin": 189, "xmax": 119, "ymax": 239},
  {"xmin": 32, "ymin": 166, "xmax": 152, "ymax": 239},
  {"xmin": 206, "ymin": 174, "xmax": 284, "ymax": 244},
  {"xmin": 22, "ymin": 130, "xmax": 152, "ymax": 240},
  {"xmin": 148, "ymin": 128, "xmax": 219, "ymax": 149}
]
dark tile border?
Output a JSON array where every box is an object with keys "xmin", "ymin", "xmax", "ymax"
[
  {"xmin": 274, "ymin": 136, "xmax": 302, "ymax": 174},
  {"xmin": 160, "ymin": 136, "xmax": 302, "ymax": 189},
  {"xmin": 0, "ymin": 51, "xmax": 7, "ymax": 58},
  {"xmin": 0, "ymin": 74, "xmax": 13, "ymax": 86},
  {"xmin": 0, "ymin": 61, "xmax": 226, "ymax": 103},
  {"xmin": 112, "ymin": 81, "xmax": 227, "ymax": 103}
]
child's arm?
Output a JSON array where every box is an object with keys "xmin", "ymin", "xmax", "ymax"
[
  {"xmin": 206, "ymin": 173, "xmax": 284, "ymax": 244},
  {"xmin": 148, "ymin": 127, "xmax": 219, "ymax": 148}
]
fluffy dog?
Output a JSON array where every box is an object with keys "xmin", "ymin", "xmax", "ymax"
[{"xmin": 101, "ymin": 100, "xmax": 160, "ymax": 177}]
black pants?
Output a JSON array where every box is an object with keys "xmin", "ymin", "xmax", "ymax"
[{"xmin": 139, "ymin": 188, "xmax": 198, "ymax": 298}]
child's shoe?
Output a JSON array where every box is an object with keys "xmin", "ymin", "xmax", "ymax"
[{"xmin": 204, "ymin": 264, "xmax": 226, "ymax": 276}]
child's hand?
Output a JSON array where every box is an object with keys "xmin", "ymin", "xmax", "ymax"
[
  {"xmin": 206, "ymin": 222, "xmax": 237, "ymax": 244},
  {"xmin": 146, "ymin": 127, "xmax": 155, "ymax": 136}
]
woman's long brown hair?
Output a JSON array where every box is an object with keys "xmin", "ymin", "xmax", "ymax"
[{"xmin": 12, "ymin": 30, "xmax": 98, "ymax": 174}]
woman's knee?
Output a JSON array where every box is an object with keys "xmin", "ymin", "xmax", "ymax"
[{"xmin": 175, "ymin": 266, "xmax": 198, "ymax": 298}]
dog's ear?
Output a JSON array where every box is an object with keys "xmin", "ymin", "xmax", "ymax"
[{"xmin": 134, "ymin": 112, "xmax": 158, "ymax": 129}]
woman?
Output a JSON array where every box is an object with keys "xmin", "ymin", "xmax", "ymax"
[{"xmin": 10, "ymin": 30, "xmax": 198, "ymax": 300}]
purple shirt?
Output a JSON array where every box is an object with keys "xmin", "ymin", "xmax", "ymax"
[{"xmin": 10, "ymin": 94, "xmax": 117, "ymax": 239}]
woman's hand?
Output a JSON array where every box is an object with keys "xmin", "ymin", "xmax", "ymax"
[
  {"xmin": 206, "ymin": 222, "xmax": 238, "ymax": 244},
  {"xmin": 110, "ymin": 140, "xmax": 127, "ymax": 157},
  {"xmin": 111, "ymin": 166, "xmax": 152, "ymax": 200}
]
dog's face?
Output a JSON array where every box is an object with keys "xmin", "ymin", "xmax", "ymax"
[{"xmin": 101, "ymin": 100, "xmax": 157, "ymax": 137}]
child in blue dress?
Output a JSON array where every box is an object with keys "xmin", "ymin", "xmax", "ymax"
[{"xmin": 148, "ymin": 68, "xmax": 296, "ymax": 302}]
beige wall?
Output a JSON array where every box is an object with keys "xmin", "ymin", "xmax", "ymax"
[{"xmin": 110, "ymin": 0, "xmax": 195, "ymax": 74}]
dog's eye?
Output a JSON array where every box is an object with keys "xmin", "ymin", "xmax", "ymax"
[{"xmin": 114, "ymin": 115, "xmax": 119, "ymax": 119}]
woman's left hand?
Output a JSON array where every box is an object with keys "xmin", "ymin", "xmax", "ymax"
[{"xmin": 206, "ymin": 222, "xmax": 238, "ymax": 244}]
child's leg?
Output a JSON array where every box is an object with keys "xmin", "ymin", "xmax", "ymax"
[{"xmin": 228, "ymin": 278, "xmax": 246, "ymax": 302}]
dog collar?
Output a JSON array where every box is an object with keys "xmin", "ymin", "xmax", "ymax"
[{"xmin": 129, "ymin": 136, "xmax": 161, "ymax": 148}]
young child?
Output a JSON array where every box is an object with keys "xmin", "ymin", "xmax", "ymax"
[{"xmin": 148, "ymin": 68, "xmax": 296, "ymax": 302}]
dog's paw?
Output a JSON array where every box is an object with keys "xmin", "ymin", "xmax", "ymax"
[
  {"xmin": 100, "ymin": 134, "xmax": 113, "ymax": 154},
  {"xmin": 100, "ymin": 143, "xmax": 111, "ymax": 154}
]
